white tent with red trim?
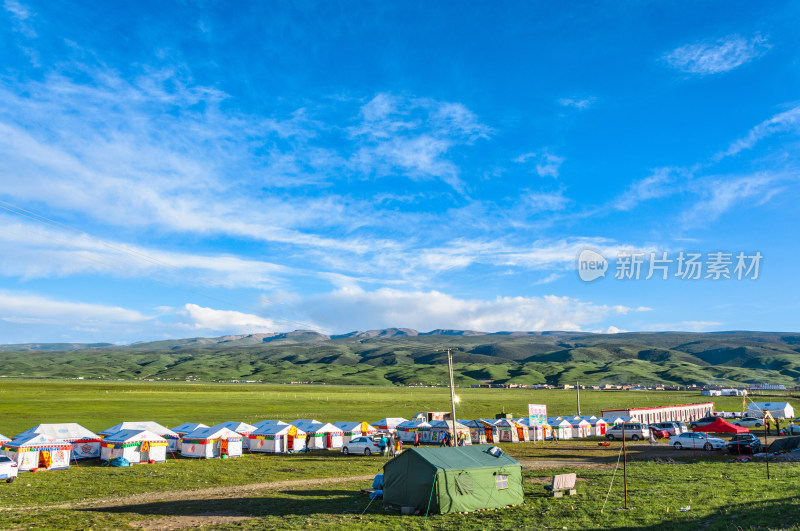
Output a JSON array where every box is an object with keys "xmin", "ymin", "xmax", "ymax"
[
  {"xmin": 249, "ymin": 423, "xmax": 306, "ymax": 453},
  {"xmin": 100, "ymin": 429, "xmax": 169, "ymax": 463},
  {"xmin": 290, "ymin": 420, "xmax": 343, "ymax": 449},
  {"xmin": 14, "ymin": 423, "xmax": 101, "ymax": 459},
  {"xmin": 1, "ymin": 434, "xmax": 72, "ymax": 471},
  {"xmin": 180, "ymin": 426, "xmax": 242, "ymax": 458},
  {"xmin": 332, "ymin": 421, "xmax": 376, "ymax": 444}
]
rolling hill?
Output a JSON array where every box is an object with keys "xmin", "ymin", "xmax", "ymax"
[{"xmin": 0, "ymin": 329, "xmax": 798, "ymax": 386}]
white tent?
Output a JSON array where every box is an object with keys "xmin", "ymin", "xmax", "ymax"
[
  {"xmin": 290, "ymin": 420, "xmax": 343, "ymax": 449},
  {"xmin": 514, "ymin": 418, "xmax": 546, "ymax": 442},
  {"xmin": 100, "ymin": 422, "xmax": 180, "ymax": 452},
  {"xmin": 100, "ymin": 430, "xmax": 169, "ymax": 463},
  {"xmin": 568, "ymin": 418, "xmax": 593, "ymax": 438},
  {"xmin": 2, "ymin": 434, "xmax": 72, "ymax": 471},
  {"xmin": 14, "ymin": 423, "xmax": 101, "ymax": 459},
  {"xmin": 547, "ymin": 418, "xmax": 573, "ymax": 440},
  {"xmin": 371, "ymin": 418, "xmax": 408, "ymax": 434},
  {"xmin": 181, "ymin": 426, "xmax": 243, "ymax": 458},
  {"xmin": 429, "ymin": 420, "xmax": 471, "ymax": 445},
  {"xmin": 212, "ymin": 422, "xmax": 258, "ymax": 449},
  {"xmin": 457, "ymin": 420, "xmax": 487, "ymax": 445},
  {"xmin": 249, "ymin": 423, "xmax": 306, "ymax": 453},
  {"xmin": 0, "ymin": 434, "xmax": 9, "ymax": 445},
  {"xmin": 581, "ymin": 417, "xmax": 609, "ymax": 436},
  {"xmin": 395, "ymin": 420, "xmax": 432, "ymax": 443},
  {"xmin": 747, "ymin": 402, "xmax": 795, "ymax": 420},
  {"xmin": 171, "ymin": 422, "xmax": 209, "ymax": 437},
  {"xmin": 332, "ymin": 422, "xmax": 376, "ymax": 444}
]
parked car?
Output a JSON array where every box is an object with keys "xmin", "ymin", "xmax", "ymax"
[
  {"xmin": 787, "ymin": 422, "xmax": 800, "ymax": 435},
  {"xmin": 0, "ymin": 456, "xmax": 17, "ymax": 483},
  {"xmin": 647, "ymin": 425, "xmax": 670, "ymax": 439},
  {"xmin": 732, "ymin": 417, "xmax": 763, "ymax": 428},
  {"xmin": 341, "ymin": 436, "xmax": 381, "ymax": 456},
  {"xmin": 650, "ymin": 422, "xmax": 683, "ymax": 436},
  {"xmin": 606, "ymin": 423, "xmax": 650, "ymax": 441},
  {"xmin": 669, "ymin": 432, "xmax": 726, "ymax": 451},
  {"xmin": 689, "ymin": 416, "xmax": 720, "ymax": 429},
  {"xmin": 727, "ymin": 434, "xmax": 762, "ymax": 455}
]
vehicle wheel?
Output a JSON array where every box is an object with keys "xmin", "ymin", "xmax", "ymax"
[
  {"xmin": 364, "ymin": 448, "xmax": 371, "ymax": 456},
  {"xmin": 755, "ymin": 423, "xmax": 762, "ymax": 428},
  {"xmin": 733, "ymin": 423, "xmax": 741, "ymax": 427},
  {"xmin": 342, "ymin": 447, "xmax": 349, "ymax": 455},
  {"xmin": 690, "ymin": 424, "xmax": 697, "ymax": 429},
  {"xmin": 606, "ymin": 434, "xmax": 614, "ymax": 440},
  {"xmin": 703, "ymin": 443, "xmax": 712, "ymax": 451},
  {"xmin": 631, "ymin": 435, "xmax": 639, "ymax": 441},
  {"xmin": 674, "ymin": 442, "xmax": 682, "ymax": 450},
  {"xmin": 6, "ymin": 477, "xmax": 14, "ymax": 483}
]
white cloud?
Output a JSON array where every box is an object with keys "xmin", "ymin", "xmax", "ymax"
[
  {"xmin": 615, "ymin": 167, "xmax": 685, "ymax": 211},
  {"xmin": 3, "ymin": 0, "xmax": 36, "ymax": 38},
  {"xmin": 716, "ymin": 104, "xmax": 800, "ymax": 159},
  {"xmin": 297, "ymin": 287, "xmax": 645, "ymax": 333},
  {"xmin": 558, "ymin": 97, "xmax": 596, "ymax": 110},
  {"xmin": 682, "ymin": 174, "xmax": 782, "ymax": 226},
  {"xmin": 663, "ymin": 34, "xmax": 771, "ymax": 75},
  {"xmin": 179, "ymin": 303, "xmax": 279, "ymax": 333},
  {"xmin": 0, "ymin": 291, "xmax": 150, "ymax": 326},
  {"xmin": 514, "ymin": 151, "xmax": 565, "ymax": 178}
]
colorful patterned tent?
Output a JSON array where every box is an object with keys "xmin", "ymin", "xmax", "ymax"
[
  {"xmin": 100, "ymin": 422, "xmax": 180, "ymax": 452},
  {"xmin": 100, "ymin": 429, "xmax": 169, "ymax": 463},
  {"xmin": 14, "ymin": 423, "xmax": 100, "ymax": 459},
  {"xmin": 333, "ymin": 421, "xmax": 376, "ymax": 444},
  {"xmin": 2, "ymin": 434, "xmax": 72, "ymax": 471},
  {"xmin": 290, "ymin": 420, "xmax": 343, "ymax": 450},
  {"xmin": 181, "ymin": 426, "xmax": 242, "ymax": 458},
  {"xmin": 249, "ymin": 423, "xmax": 306, "ymax": 453}
]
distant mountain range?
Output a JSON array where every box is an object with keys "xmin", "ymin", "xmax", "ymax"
[{"xmin": 1, "ymin": 329, "xmax": 798, "ymax": 386}]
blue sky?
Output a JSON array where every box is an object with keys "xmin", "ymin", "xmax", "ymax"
[{"xmin": 1, "ymin": 1, "xmax": 799, "ymax": 343}]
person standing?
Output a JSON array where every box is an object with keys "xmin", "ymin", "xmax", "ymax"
[
  {"xmin": 388, "ymin": 434, "xmax": 396, "ymax": 457},
  {"xmin": 379, "ymin": 434, "xmax": 388, "ymax": 456},
  {"xmin": 414, "ymin": 431, "xmax": 420, "ymax": 447}
]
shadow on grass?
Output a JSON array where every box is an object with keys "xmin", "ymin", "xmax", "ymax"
[{"xmin": 81, "ymin": 492, "xmax": 369, "ymax": 518}]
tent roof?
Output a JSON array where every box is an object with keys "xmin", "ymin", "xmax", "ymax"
[
  {"xmin": 5, "ymin": 433, "xmax": 69, "ymax": 448},
  {"xmin": 16, "ymin": 423, "xmax": 99, "ymax": 441},
  {"xmin": 429, "ymin": 420, "xmax": 468, "ymax": 430},
  {"xmin": 333, "ymin": 421, "xmax": 375, "ymax": 431},
  {"xmin": 171, "ymin": 422, "xmax": 208, "ymax": 433},
  {"xmin": 183, "ymin": 426, "xmax": 242, "ymax": 440},
  {"xmin": 102, "ymin": 429, "xmax": 168, "ymax": 443},
  {"xmin": 388, "ymin": 444, "xmax": 520, "ymax": 471},
  {"xmin": 371, "ymin": 418, "xmax": 408, "ymax": 427},
  {"xmin": 210, "ymin": 421, "xmax": 257, "ymax": 433},
  {"xmin": 100, "ymin": 422, "xmax": 178, "ymax": 438},
  {"xmin": 0, "ymin": 433, "xmax": 9, "ymax": 442},
  {"xmin": 693, "ymin": 418, "xmax": 749, "ymax": 434},
  {"xmin": 290, "ymin": 419, "xmax": 341, "ymax": 433},
  {"xmin": 252, "ymin": 423, "xmax": 306, "ymax": 436},
  {"xmin": 252, "ymin": 420, "xmax": 288, "ymax": 430}
]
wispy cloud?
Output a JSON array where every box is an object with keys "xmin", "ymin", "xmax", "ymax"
[
  {"xmin": 663, "ymin": 34, "xmax": 771, "ymax": 75},
  {"xmin": 716, "ymin": 103, "xmax": 800, "ymax": 159},
  {"xmin": 0, "ymin": 290, "xmax": 150, "ymax": 326},
  {"xmin": 514, "ymin": 151, "xmax": 565, "ymax": 178},
  {"xmin": 682, "ymin": 173, "xmax": 783, "ymax": 227},
  {"xmin": 3, "ymin": 0, "xmax": 36, "ymax": 38},
  {"xmin": 558, "ymin": 97, "xmax": 596, "ymax": 110},
  {"xmin": 614, "ymin": 167, "xmax": 686, "ymax": 211}
]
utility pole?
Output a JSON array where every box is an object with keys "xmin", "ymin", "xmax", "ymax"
[
  {"xmin": 576, "ymin": 381, "xmax": 581, "ymax": 416},
  {"xmin": 622, "ymin": 423, "xmax": 628, "ymax": 509},
  {"xmin": 446, "ymin": 348, "xmax": 458, "ymax": 445}
]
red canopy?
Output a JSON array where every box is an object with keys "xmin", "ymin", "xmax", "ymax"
[{"xmin": 693, "ymin": 418, "xmax": 749, "ymax": 434}]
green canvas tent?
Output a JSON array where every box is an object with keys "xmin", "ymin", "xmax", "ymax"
[{"xmin": 382, "ymin": 444, "xmax": 523, "ymax": 515}]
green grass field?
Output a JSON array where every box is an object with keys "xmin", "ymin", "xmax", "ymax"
[{"xmin": 0, "ymin": 380, "xmax": 798, "ymax": 530}]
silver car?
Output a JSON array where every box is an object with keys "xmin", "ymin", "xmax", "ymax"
[
  {"xmin": 732, "ymin": 417, "xmax": 764, "ymax": 428},
  {"xmin": 605, "ymin": 423, "xmax": 650, "ymax": 441},
  {"xmin": 341, "ymin": 436, "xmax": 381, "ymax": 456},
  {"xmin": 0, "ymin": 456, "xmax": 17, "ymax": 483},
  {"xmin": 669, "ymin": 432, "xmax": 726, "ymax": 451}
]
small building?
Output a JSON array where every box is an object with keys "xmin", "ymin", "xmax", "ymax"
[
  {"xmin": 171, "ymin": 422, "xmax": 209, "ymax": 438},
  {"xmin": 181, "ymin": 426, "xmax": 243, "ymax": 458},
  {"xmin": 601, "ymin": 403, "xmax": 714, "ymax": 424},
  {"xmin": 249, "ymin": 423, "xmax": 306, "ymax": 453},
  {"xmin": 14, "ymin": 423, "xmax": 101, "ymax": 459},
  {"xmin": 382, "ymin": 445, "xmax": 524, "ymax": 514},
  {"xmin": 701, "ymin": 390, "xmax": 722, "ymax": 396},
  {"xmin": 747, "ymin": 402, "xmax": 795, "ymax": 420},
  {"xmin": 100, "ymin": 429, "xmax": 169, "ymax": 463},
  {"xmin": 332, "ymin": 421, "xmax": 376, "ymax": 444},
  {"xmin": 290, "ymin": 420, "xmax": 344, "ymax": 449},
  {"xmin": 99, "ymin": 421, "xmax": 180, "ymax": 452},
  {"xmin": 1, "ymin": 434, "xmax": 72, "ymax": 471}
]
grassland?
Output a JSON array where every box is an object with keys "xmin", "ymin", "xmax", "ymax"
[{"xmin": 0, "ymin": 380, "xmax": 798, "ymax": 530}]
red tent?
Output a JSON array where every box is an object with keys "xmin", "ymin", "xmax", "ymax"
[{"xmin": 693, "ymin": 418, "xmax": 749, "ymax": 434}]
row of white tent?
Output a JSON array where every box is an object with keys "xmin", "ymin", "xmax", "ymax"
[{"xmin": 0, "ymin": 415, "xmax": 632, "ymax": 472}]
